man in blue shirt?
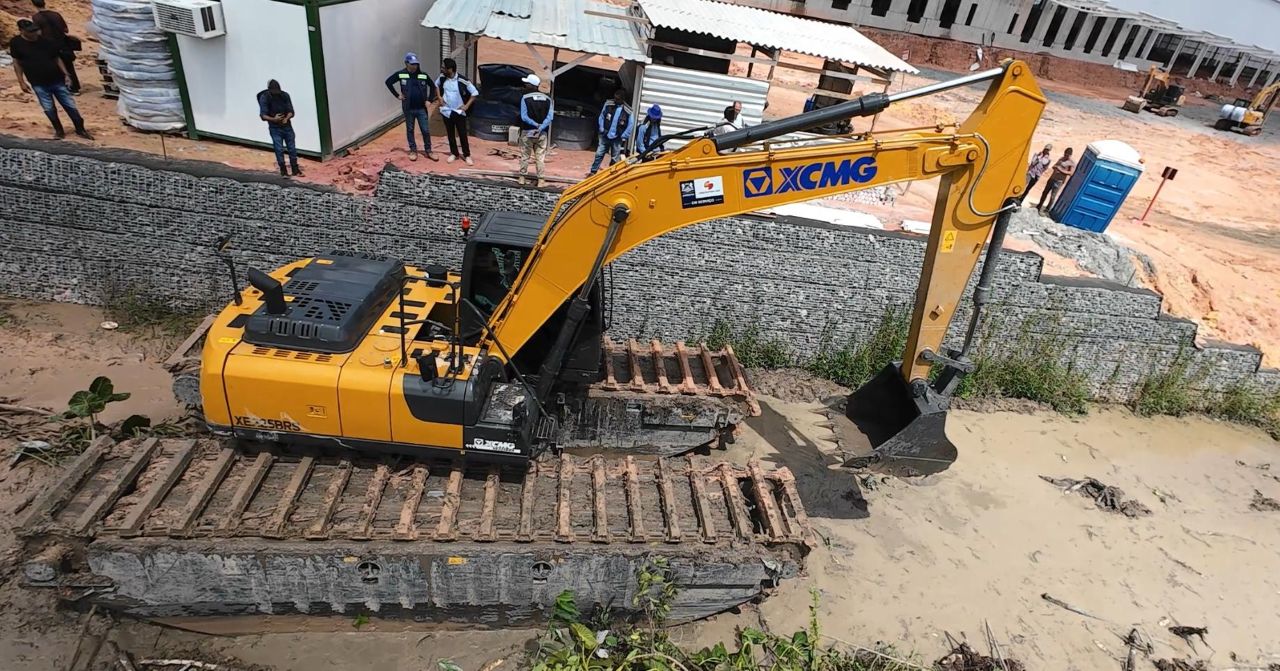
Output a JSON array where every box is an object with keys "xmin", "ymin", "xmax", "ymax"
[
  {"xmin": 517, "ymin": 73, "xmax": 553, "ymax": 186},
  {"xmin": 635, "ymin": 104, "xmax": 663, "ymax": 157},
  {"xmin": 257, "ymin": 80, "xmax": 300, "ymax": 177},
  {"xmin": 436, "ymin": 58, "xmax": 480, "ymax": 165},
  {"xmin": 384, "ymin": 52, "xmax": 438, "ymax": 162},
  {"xmin": 588, "ymin": 89, "xmax": 632, "ymax": 176}
]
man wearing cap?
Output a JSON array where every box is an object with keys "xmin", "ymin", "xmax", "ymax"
[
  {"xmin": 436, "ymin": 58, "xmax": 479, "ymax": 165},
  {"xmin": 8, "ymin": 18, "xmax": 91, "ymax": 139},
  {"xmin": 517, "ymin": 73, "xmax": 553, "ymax": 187},
  {"xmin": 1020, "ymin": 143, "xmax": 1053, "ymax": 204},
  {"xmin": 635, "ymin": 104, "xmax": 664, "ymax": 156},
  {"xmin": 384, "ymin": 52, "xmax": 438, "ymax": 162},
  {"xmin": 588, "ymin": 88, "xmax": 633, "ymax": 176}
]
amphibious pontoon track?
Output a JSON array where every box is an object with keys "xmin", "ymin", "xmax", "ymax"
[{"xmin": 20, "ymin": 437, "xmax": 812, "ymax": 624}]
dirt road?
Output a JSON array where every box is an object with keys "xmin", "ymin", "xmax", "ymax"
[{"xmin": 2, "ymin": 302, "xmax": 1279, "ymax": 670}]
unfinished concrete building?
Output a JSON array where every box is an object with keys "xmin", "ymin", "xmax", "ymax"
[{"xmin": 730, "ymin": 0, "xmax": 1280, "ymax": 90}]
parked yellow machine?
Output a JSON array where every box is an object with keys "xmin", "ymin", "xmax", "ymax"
[
  {"xmin": 1216, "ymin": 80, "xmax": 1280, "ymax": 136},
  {"xmin": 1122, "ymin": 65, "xmax": 1185, "ymax": 117},
  {"xmin": 191, "ymin": 61, "xmax": 1047, "ymax": 477}
]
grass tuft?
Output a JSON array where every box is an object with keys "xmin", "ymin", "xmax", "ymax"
[
  {"xmin": 808, "ymin": 307, "xmax": 911, "ymax": 388},
  {"xmin": 958, "ymin": 318, "xmax": 1090, "ymax": 414},
  {"xmin": 701, "ymin": 319, "xmax": 794, "ymax": 369},
  {"xmin": 1131, "ymin": 348, "xmax": 1204, "ymax": 418}
]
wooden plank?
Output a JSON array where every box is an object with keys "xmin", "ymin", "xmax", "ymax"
[
  {"xmin": 556, "ymin": 454, "xmax": 574, "ymax": 542},
  {"xmin": 476, "ymin": 468, "xmax": 499, "ymax": 542},
  {"xmin": 648, "ymin": 40, "xmax": 778, "ymax": 66},
  {"xmin": 264, "ymin": 456, "xmax": 314, "ymax": 539},
  {"xmin": 650, "ymin": 340, "xmax": 673, "ymax": 393},
  {"xmin": 171, "ymin": 446, "xmax": 236, "ymax": 538},
  {"xmin": 163, "ymin": 314, "xmax": 215, "ymax": 367},
  {"xmin": 73, "ymin": 438, "xmax": 160, "ymax": 535},
  {"xmin": 688, "ymin": 456, "xmax": 716, "ymax": 543},
  {"xmin": 16, "ymin": 436, "xmax": 111, "ymax": 534},
  {"xmin": 394, "ymin": 465, "xmax": 429, "ymax": 540},
  {"xmin": 775, "ymin": 59, "xmax": 892, "ymax": 85},
  {"xmin": 591, "ymin": 455, "xmax": 609, "ymax": 543},
  {"xmin": 656, "ymin": 458, "xmax": 681, "ymax": 542},
  {"xmin": 623, "ymin": 456, "xmax": 645, "ymax": 541},
  {"xmin": 435, "ymin": 466, "xmax": 464, "ymax": 541},
  {"xmin": 517, "ymin": 461, "xmax": 537, "ymax": 542},
  {"xmin": 768, "ymin": 80, "xmax": 873, "ymax": 102},
  {"xmin": 118, "ymin": 441, "xmax": 197, "ymax": 537},
  {"xmin": 306, "ymin": 460, "xmax": 351, "ymax": 540},
  {"xmin": 217, "ymin": 452, "xmax": 274, "ymax": 534},
  {"xmin": 718, "ymin": 463, "xmax": 754, "ymax": 540},
  {"xmin": 351, "ymin": 463, "xmax": 390, "ymax": 540},
  {"xmin": 748, "ymin": 461, "xmax": 783, "ymax": 539}
]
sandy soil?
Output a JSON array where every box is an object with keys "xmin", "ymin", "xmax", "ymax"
[{"xmin": 2, "ymin": 302, "xmax": 1279, "ymax": 670}]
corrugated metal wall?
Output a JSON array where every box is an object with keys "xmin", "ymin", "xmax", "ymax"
[{"xmin": 637, "ymin": 65, "xmax": 768, "ymax": 148}]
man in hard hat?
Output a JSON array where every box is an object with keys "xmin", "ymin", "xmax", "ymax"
[
  {"xmin": 635, "ymin": 104, "xmax": 664, "ymax": 156},
  {"xmin": 517, "ymin": 73, "xmax": 553, "ymax": 187},
  {"xmin": 384, "ymin": 52, "xmax": 439, "ymax": 162}
]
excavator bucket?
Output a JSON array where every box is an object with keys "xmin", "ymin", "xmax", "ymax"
[{"xmin": 840, "ymin": 362, "xmax": 958, "ymax": 477}]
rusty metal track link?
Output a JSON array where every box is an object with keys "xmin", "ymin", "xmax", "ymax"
[
  {"xmin": 597, "ymin": 338, "xmax": 760, "ymax": 415},
  {"xmin": 19, "ymin": 438, "xmax": 812, "ymax": 548}
]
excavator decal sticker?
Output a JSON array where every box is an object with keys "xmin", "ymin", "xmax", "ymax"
[
  {"xmin": 743, "ymin": 157, "xmax": 878, "ymax": 198},
  {"xmin": 679, "ymin": 176, "xmax": 726, "ymax": 208}
]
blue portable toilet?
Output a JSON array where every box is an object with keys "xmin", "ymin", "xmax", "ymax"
[{"xmin": 1049, "ymin": 140, "xmax": 1144, "ymax": 232}]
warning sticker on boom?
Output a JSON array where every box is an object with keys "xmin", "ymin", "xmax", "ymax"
[{"xmin": 680, "ymin": 176, "xmax": 725, "ymax": 208}]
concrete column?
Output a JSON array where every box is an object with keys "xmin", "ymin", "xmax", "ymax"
[
  {"xmin": 1165, "ymin": 36, "xmax": 1187, "ymax": 70},
  {"xmin": 1091, "ymin": 18, "xmax": 1113, "ymax": 54},
  {"xmin": 1031, "ymin": 1, "xmax": 1056, "ymax": 44},
  {"xmin": 1187, "ymin": 44, "xmax": 1210, "ymax": 79},
  {"xmin": 1210, "ymin": 51, "xmax": 1233, "ymax": 82},
  {"xmin": 1010, "ymin": 0, "xmax": 1036, "ymax": 35},
  {"xmin": 1267, "ymin": 69, "xmax": 1279, "ymax": 87},
  {"xmin": 1248, "ymin": 60, "xmax": 1270, "ymax": 88},
  {"xmin": 1048, "ymin": 9, "xmax": 1075, "ymax": 48},
  {"xmin": 1138, "ymin": 29, "xmax": 1159, "ymax": 60},
  {"xmin": 1228, "ymin": 53, "xmax": 1247, "ymax": 86},
  {"xmin": 1075, "ymin": 15, "xmax": 1099, "ymax": 52}
]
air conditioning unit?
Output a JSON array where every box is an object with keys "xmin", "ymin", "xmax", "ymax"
[{"xmin": 152, "ymin": 0, "xmax": 225, "ymax": 39}]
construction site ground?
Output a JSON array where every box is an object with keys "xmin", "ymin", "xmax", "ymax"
[{"xmin": 4, "ymin": 299, "xmax": 1280, "ymax": 670}]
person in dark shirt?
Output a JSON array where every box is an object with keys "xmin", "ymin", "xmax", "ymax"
[
  {"xmin": 384, "ymin": 52, "xmax": 439, "ymax": 162},
  {"xmin": 588, "ymin": 89, "xmax": 632, "ymax": 176},
  {"xmin": 1037, "ymin": 147, "xmax": 1076, "ymax": 213},
  {"xmin": 9, "ymin": 19, "xmax": 91, "ymax": 139},
  {"xmin": 30, "ymin": 0, "xmax": 78, "ymax": 94},
  {"xmin": 258, "ymin": 79, "xmax": 301, "ymax": 177},
  {"xmin": 635, "ymin": 104, "xmax": 664, "ymax": 157}
]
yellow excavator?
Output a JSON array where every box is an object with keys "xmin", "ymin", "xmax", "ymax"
[
  {"xmin": 1216, "ymin": 80, "xmax": 1280, "ymax": 136},
  {"xmin": 1122, "ymin": 65, "xmax": 1184, "ymax": 117},
  {"xmin": 190, "ymin": 61, "xmax": 1047, "ymax": 477}
]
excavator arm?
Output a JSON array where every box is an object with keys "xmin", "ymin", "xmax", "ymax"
[{"xmin": 484, "ymin": 61, "xmax": 1045, "ymax": 384}]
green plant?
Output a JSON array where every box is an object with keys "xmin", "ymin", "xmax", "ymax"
[
  {"xmin": 633, "ymin": 557, "xmax": 677, "ymax": 629},
  {"xmin": 957, "ymin": 319, "xmax": 1090, "ymax": 414},
  {"xmin": 701, "ymin": 319, "xmax": 794, "ymax": 369},
  {"xmin": 101, "ymin": 281, "xmax": 201, "ymax": 340},
  {"xmin": 808, "ymin": 308, "xmax": 911, "ymax": 388},
  {"xmin": 56, "ymin": 376, "xmax": 132, "ymax": 443},
  {"xmin": 352, "ymin": 613, "xmax": 369, "ymax": 629},
  {"xmin": 437, "ymin": 661, "xmax": 463, "ymax": 671},
  {"xmin": 1203, "ymin": 382, "xmax": 1280, "ymax": 439},
  {"xmin": 1132, "ymin": 348, "xmax": 1204, "ymax": 417}
]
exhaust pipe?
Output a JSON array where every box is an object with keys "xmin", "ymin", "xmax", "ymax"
[{"xmin": 842, "ymin": 203, "xmax": 1015, "ymax": 477}]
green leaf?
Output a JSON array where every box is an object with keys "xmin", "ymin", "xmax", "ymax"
[
  {"xmin": 88, "ymin": 376, "xmax": 114, "ymax": 398},
  {"xmin": 437, "ymin": 662, "xmax": 463, "ymax": 671},
  {"xmin": 108, "ymin": 392, "xmax": 131, "ymax": 402},
  {"xmin": 738, "ymin": 628, "xmax": 767, "ymax": 645},
  {"xmin": 352, "ymin": 613, "xmax": 369, "ymax": 629},
  {"xmin": 66, "ymin": 390, "xmax": 95, "ymax": 418},
  {"xmin": 552, "ymin": 590, "xmax": 580, "ymax": 624},
  {"xmin": 569, "ymin": 623, "xmax": 598, "ymax": 652},
  {"xmin": 118, "ymin": 414, "xmax": 151, "ymax": 438}
]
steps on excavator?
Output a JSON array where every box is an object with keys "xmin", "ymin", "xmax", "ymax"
[{"xmin": 18, "ymin": 437, "xmax": 812, "ymax": 625}]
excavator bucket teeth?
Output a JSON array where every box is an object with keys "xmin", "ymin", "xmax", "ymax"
[{"xmin": 840, "ymin": 363, "xmax": 958, "ymax": 477}]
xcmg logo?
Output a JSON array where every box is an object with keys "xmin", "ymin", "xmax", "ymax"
[{"xmin": 742, "ymin": 157, "xmax": 878, "ymax": 198}]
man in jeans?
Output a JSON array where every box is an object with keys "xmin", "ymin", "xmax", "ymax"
[
  {"xmin": 258, "ymin": 80, "xmax": 301, "ymax": 177},
  {"xmin": 384, "ymin": 52, "xmax": 438, "ymax": 162},
  {"xmin": 9, "ymin": 19, "xmax": 90, "ymax": 139},
  {"xmin": 517, "ymin": 73, "xmax": 553, "ymax": 187},
  {"xmin": 588, "ymin": 89, "xmax": 632, "ymax": 176},
  {"xmin": 1036, "ymin": 147, "xmax": 1075, "ymax": 213},
  {"xmin": 30, "ymin": 0, "xmax": 78, "ymax": 94},
  {"xmin": 436, "ymin": 58, "xmax": 478, "ymax": 165},
  {"xmin": 1019, "ymin": 143, "xmax": 1052, "ymax": 204}
]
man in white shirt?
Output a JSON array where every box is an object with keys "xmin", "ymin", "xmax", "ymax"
[{"xmin": 435, "ymin": 58, "xmax": 479, "ymax": 165}]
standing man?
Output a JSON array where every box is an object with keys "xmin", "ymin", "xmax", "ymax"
[
  {"xmin": 1036, "ymin": 147, "xmax": 1075, "ymax": 213},
  {"xmin": 384, "ymin": 52, "xmax": 438, "ymax": 162},
  {"xmin": 516, "ymin": 73, "xmax": 553, "ymax": 187},
  {"xmin": 436, "ymin": 58, "xmax": 479, "ymax": 165},
  {"xmin": 588, "ymin": 88, "xmax": 632, "ymax": 176},
  {"xmin": 635, "ymin": 104, "xmax": 664, "ymax": 156},
  {"xmin": 258, "ymin": 80, "xmax": 301, "ymax": 177},
  {"xmin": 30, "ymin": 0, "xmax": 78, "ymax": 94},
  {"xmin": 9, "ymin": 19, "xmax": 91, "ymax": 139},
  {"xmin": 1020, "ymin": 143, "xmax": 1052, "ymax": 204}
]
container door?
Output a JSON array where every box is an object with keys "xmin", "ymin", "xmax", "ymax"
[{"xmin": 1059, "ymin": 161, "xmax": 1141, "ymax": 233}]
